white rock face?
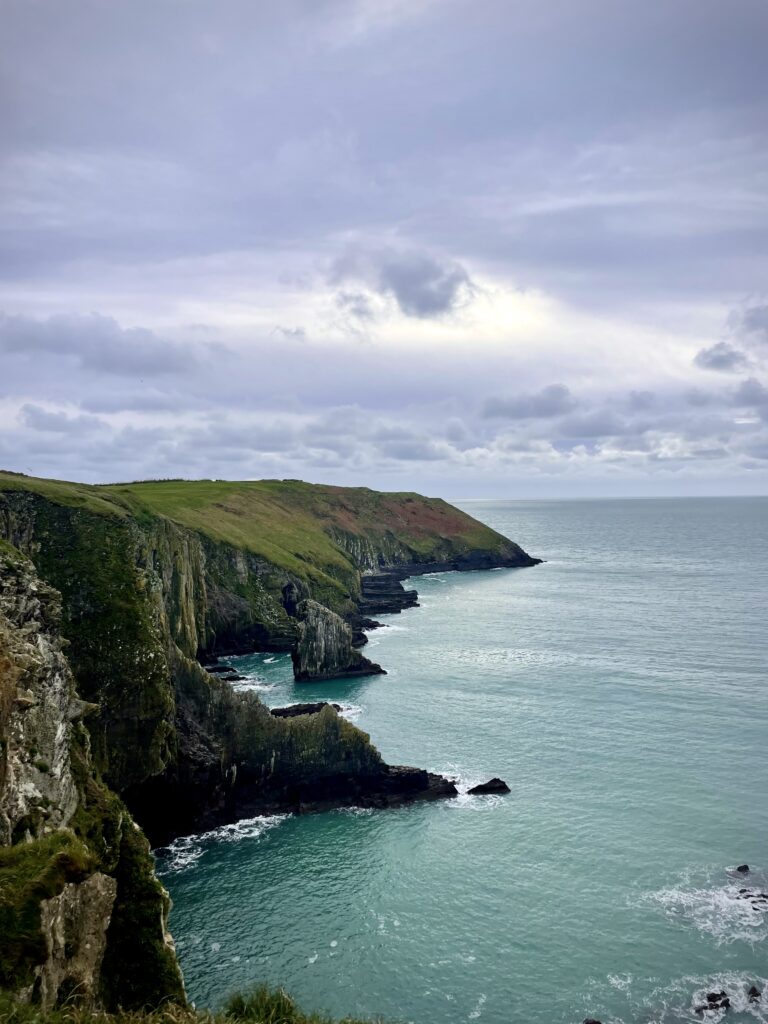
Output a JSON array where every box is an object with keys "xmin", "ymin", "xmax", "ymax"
[{"xmin": 35, "ymin": 873, "xmax": 118, "ymax": 1007}]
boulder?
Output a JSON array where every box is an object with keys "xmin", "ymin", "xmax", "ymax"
[
  {"xmin": 468, "ymin": 777, "xmax": 511, "ymax": 795},
  {"xmin": 748, "ymin": 986, "xmax": 761, "ymax": 1002},
  {"xmin": 736, "ymin": 864, "xmax": 750, "ymax": 874}
]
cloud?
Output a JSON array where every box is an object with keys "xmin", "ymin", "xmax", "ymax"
[
  {"xmin": 331, "ymin": 246, "xmax": 473, "ymax": 318},
  {"xmin": 2, "ymin": 2, "xmax": 768, "ymax": 493},
  {"xmin": 557, "ymin": 410, "xmax": 627, "ymax": 439},
  {"xmin": 482, "ymin": 384, "xmax": 576, "ymax": 419},
  {"xmin": 740, "ymin": 305, "xmax": 768, "ymax": 343},
  {"xmin": 0, "ymin": 312, "xmax": 194, "ymax": 377},
  {"xmin": 694, "ymin": 341, "xmax": 748, "ymax": 372},
  {"xmin": 20, "ymin": 404, "xmax": 108, "ymax": 434},
  {"xmin": 732, "ymin": 377, "xmax": 768, "ymax": 415}
]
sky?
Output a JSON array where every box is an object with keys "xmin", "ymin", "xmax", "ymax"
[{"xmin": 1, "ymin": 0, "xmax": 767, "ymax": 497}]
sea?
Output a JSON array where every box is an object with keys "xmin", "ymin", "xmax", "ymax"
[{"xmin": 155, "ymin": 498, "xmax": 768, "ymax": 1024}]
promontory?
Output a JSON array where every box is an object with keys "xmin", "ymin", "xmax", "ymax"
[{"xmin": 0, "ymin": 472, "xmax": 538, "ymax": 1011}]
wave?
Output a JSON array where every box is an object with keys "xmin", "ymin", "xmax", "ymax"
[
  {"xmin": 155, "ymin": 814, "xmax": 287, "ymax": 874},
  {"xmin": 231, "ymin": 679, "xmax": 278, "ymax": 694},
  {"xmin": 337, "ymin": 701, "xmax": 364, "ymax": 722},
  {"xmin": 589, "ymin": 970, "xmax": 768, "ymax": 1024},
  {"xmin": 640, "ymin": 869, "xmax": 768, "ymax": 946}
]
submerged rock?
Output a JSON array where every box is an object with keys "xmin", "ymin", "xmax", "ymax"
[
  {"xmin": 467, "ymin": 777, "xmax": 511, "ymax": 795},
  {"xmin": 748, "ymin": 985, "xmax": 761, "ymax": 1002},
  {"xmin": 736, "ymin": 864, "xmax": 750, "ymax": 874}
]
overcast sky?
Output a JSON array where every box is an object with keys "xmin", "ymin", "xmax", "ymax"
[{"xmin": 1, "ymin": 0, "xmax": 767, "ymax": 496}]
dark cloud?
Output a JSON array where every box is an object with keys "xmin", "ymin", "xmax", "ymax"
[
  {"xmin": 20, "ymin": 404, "xmax": 107, "ymax": 434},
  {"xmin": 694, "ymin": 342, "xmax": 748, "ymax": 372},
  {"xmin": 331, "ymin": 247, "xmax": 472, "ymax": 318},
  {"xmin": 739, "ymin": 305, "xmax": 768, "ymax": 344},
  {"xmin": 732, "ymin": 377, "xmax": 768, "ymax": 415},
  {"xmin": 0, "ymin": 312, "xmax": 194, "ymax": 376},
  {"xmin": 482, "ymin": 385, "xmax": 576, "ymax": 419}
]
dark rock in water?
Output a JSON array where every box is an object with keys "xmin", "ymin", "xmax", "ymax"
[
  {"xmin": 271, "ymin": 702, "xmax": 342, "ymax": 719},
  {"xmin": 707, "ymin": 991, "xmax": 727, "ymax": 1003},
  {"xmin": 748, "ymin": 985, "xmax": 761, "ymax": 1002},
  {"xmin": 206, "ymin": 663, "xmax": 236, "ymax": 674},
  {"xmin": 467, "ymin": 777, "xmax": 511, "ymax": 795},
  {"xmin": 736, "ymin": 864, "xmax": 750, "ymax": 874},
  {"xmin": 358, "ymin": 572, "xmax": 420, "ymax": 616},
  {"xmin": 348, "ymin": 614, "xmax": 387, "ymax": 649},
  {"xmin": 583, "ymin": 1018, "xmax": 603, "ymax": 1023},
  {"xmin": 739, "ymin": 887, "xmax": 748, "ymax": 893}
]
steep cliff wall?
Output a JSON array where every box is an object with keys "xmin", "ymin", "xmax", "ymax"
[{"xmin": 0, "ymin": 542, "xmax": 184, "ymax": 1010}]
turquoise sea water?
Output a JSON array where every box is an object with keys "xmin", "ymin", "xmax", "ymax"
[{"xmin": 156, "ymin": 498, "xmax": 768, "ymax": 1024}]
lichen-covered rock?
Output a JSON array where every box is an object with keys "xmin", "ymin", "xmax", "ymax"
[
  {"xmin": 0, "ymin": 543, "xmax": 81, "ymax": 844},
  {"xmin": 291, "ymin": 599, "xmax": 385, "ymax": 681}
]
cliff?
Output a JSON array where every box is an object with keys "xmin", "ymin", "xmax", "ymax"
[
  {"xmin": 0, "ymin": 472, "xmax": 538, "ymax": 1009},
  {"xmin": 0, "ymin": 542, "xmax": 184, "ymax": 1010}
]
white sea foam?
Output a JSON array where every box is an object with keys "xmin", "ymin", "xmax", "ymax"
[
  {"xmin": 640, "ymin": 875, "xmax": 768, "ymax": 945},
  {"xmin": 468, "ymin": 993, "xmax": 486, "ymax": 1019},
  {"xmin": 155, "ymin": 814, "xmax": 287, "ymax": 874},
  {"xmin": 336, "ymin": 701, "xmax": 363, "ymax": 722},
  {"xmin": 231, "ymin": 679, "xmax": 277, "ymax": 694},
  {"xmin": 583, "ymin": 970, "xmax": 768, "ymax": 1024},
  {"xmin": 431, "ymin": 763, "xmax": 508, "ymax": 810}
]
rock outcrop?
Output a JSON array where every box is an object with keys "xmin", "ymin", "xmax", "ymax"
[
  {"xmin": 467, "ymin": 777, "xmax": 511, "ymax": 795},
  {"xmin": 271, "ymin": 702, "xmax": 342, "ymax": 718},
  {"xmin": 291, "ymin": 600, "xmax": 385, "ymax": 681}
]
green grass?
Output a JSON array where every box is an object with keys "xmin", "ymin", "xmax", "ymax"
[
  {"xmin": 0, "ymin": 472, "xmax": 518, "ymax": 586},
  {"xmin": 0, "ymin": 986, "xmax": 378, "ymax": 1024},
  {"xmin": 0, "ymin": 833, "xmax": 94, "ymax": 989}
]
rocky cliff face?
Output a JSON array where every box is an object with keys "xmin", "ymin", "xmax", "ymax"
[
  {"xmin": 0, "ymin": 478, "xmax": 539, "ymax": 818},
  {"xmin": 0, "ymin": 473, "xmax": 539, "ymax": 1009},
  {"xmin": 0, "ymin": 543, "xmax": 184, "ymax": 1010},
  {"xmin": 291, "ymin": 599, "xmax": 384, "ymax": 681}
]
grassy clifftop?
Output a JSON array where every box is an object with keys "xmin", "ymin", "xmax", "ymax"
[{"xmin": 0, "ymin": 473, "xmax": 526, "ymax": 580}]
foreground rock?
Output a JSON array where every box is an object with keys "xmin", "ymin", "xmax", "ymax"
[
  {"xmin": 468, "ymin": 777, "xmax": 511, "ymax": 795},
  {"xmin": 291, "ymin": 599, "xmax": 385, "ymax": 681}
]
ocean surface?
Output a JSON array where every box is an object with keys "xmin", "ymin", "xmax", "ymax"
[{"xmin": 156, "ymin": 498, "xmax": 768, "ymax": 1024}]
